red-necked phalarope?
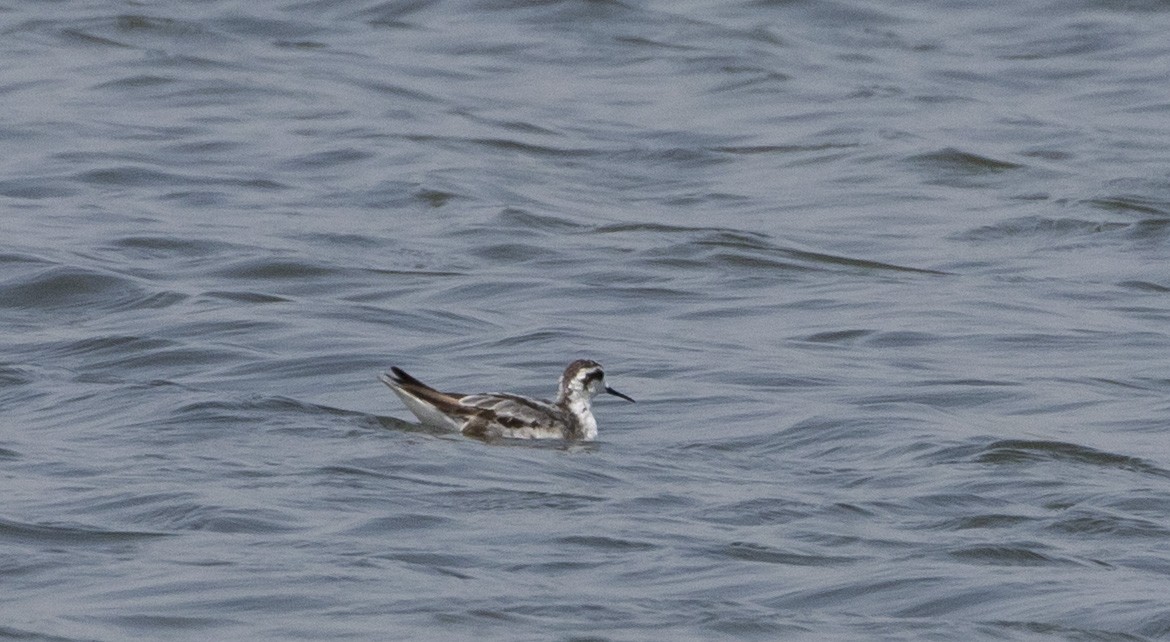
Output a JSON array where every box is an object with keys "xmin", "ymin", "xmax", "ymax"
[{"xmin": 379, "ymin": 359, "xmax": 635, "ymax": 441}]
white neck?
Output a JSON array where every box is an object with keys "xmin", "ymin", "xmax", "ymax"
[{"xmin": 565, "ymin": 393, "xmax": 598, "ymax": 441}]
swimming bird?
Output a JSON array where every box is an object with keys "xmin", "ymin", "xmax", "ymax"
[{"xmin": 379, "ymin": 360, "xmax": 634, "ymax": 441}]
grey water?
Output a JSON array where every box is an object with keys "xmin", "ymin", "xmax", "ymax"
[{"xmin": 3, "ymin": 0, "xmax": 1170, "ymax": 639}]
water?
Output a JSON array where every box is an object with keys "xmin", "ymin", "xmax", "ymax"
[{"xmin": 3, "ymin": 0, "xmax": 1170, "ymax": 639}]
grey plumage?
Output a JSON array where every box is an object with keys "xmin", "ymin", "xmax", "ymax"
[{"xmin": 380, "ymin": 360, "xmax": 634, "ymax": 441}]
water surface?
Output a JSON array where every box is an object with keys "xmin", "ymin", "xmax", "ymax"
[{"xmin": 4, "ymin": 0, "xmax": 1170, "ymax": 639}]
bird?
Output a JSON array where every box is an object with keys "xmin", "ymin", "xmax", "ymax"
[{"xmin": 379, "ymin": 359, "xmax": 634, "ymax": 441}]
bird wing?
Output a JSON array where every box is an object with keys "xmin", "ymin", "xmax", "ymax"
[
  {"xmin": 381, "ymin": 368, "xmax": 569, "ymax": 438},
  {"xmin": 457, "ymin": 394, "xmax": 566, "ymax": 434}
]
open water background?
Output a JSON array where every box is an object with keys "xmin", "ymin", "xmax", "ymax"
[{"xmin": 4, "ymin": 0, "xmax": 1170, "ymax": 639}]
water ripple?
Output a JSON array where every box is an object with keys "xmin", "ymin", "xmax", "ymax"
[
  {"xmin": 975, "ymin": 439, "xmax": 1170, "ymax": 478},
  {"xmin": 0, "ymin": 266, "xmax": 150, "ymax": 313},
  {"xmin": 0, "ymin": 516, "xmax": 168, "ymax": 544}
]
